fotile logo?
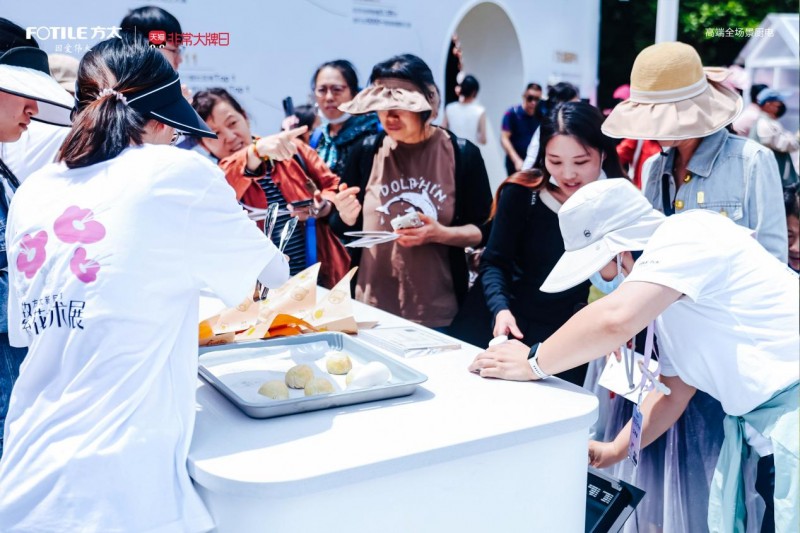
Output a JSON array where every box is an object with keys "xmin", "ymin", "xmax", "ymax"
[{"xmin": 25, "ymin": 26, "xmax": 122, "ymax": 41}]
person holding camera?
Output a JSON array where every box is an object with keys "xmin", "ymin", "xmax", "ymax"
[{"xmin": 191, "ymin": 88, "xmax": 350, "ymax": 288}]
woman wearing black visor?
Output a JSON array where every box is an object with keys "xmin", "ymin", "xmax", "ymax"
[{"xmin": 0, "ymin": 35, "xmax": 291, "ymax": 531}]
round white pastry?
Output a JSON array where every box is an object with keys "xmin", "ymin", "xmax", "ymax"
[
  {"xmin": 488, "ymin": 335, "xmax": 508, "ymax": 347},
  {"xmin": 346, "ymin": 361, "xmax": 392, "ymax": 390},
  {"xmin": 258, "ymin": 380, "xmax": 289, "ymax": 400},
  {"xmin": 326, "ymin": 352, "xmax": 353, "ymax": 375},
  {"xmin": 304, "ymin": 377, "xmax": 335, "ymax": 396},
  {"xmin": 285, "ymin": 364, "xmax": 315, "ymax": 389}
]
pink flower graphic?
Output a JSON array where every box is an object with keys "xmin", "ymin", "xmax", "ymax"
[
  {"xmin": 54, "ymin": 206, "xmax": 106, "ymax": 244},
  {"xmin": 16, "ymin": 231, "xmax": 48, "ymax": 279},
  {"xmin": 69, "ymin": 247, "xmax": 101, "ymax": 283}
]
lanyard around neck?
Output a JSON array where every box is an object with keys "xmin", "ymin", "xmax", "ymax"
[
  {"xmin": 0, "ymin": 157, "xmax": 21, "ymax": 191},
  {"xmin": 623, "ymin": 320, "xmax": 672, "ymax": 400}
]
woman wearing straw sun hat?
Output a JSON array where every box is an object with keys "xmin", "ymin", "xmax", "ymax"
[
  {"xmin": 602, "ymin": 41, "xmax": 786, "ymax": 263},
  {"xmin": 469, "ymin": 178, "xmax": 799, "ymax": 533},
  {"xmin": 328, "ymin": 54, "xmax": 491, "ymax": 330}
]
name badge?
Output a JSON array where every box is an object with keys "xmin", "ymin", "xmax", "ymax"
[{"xmin": 628, "ymin": 403, "xmax": 643, "ymax": 467}]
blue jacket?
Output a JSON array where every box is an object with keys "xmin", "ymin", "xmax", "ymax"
[{"xmin": 641, "ymin": 129, "xmax": 787, "ymax": 263}]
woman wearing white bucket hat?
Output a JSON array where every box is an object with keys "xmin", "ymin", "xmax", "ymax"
[
  {"xmin": 600, "ymin": 41, "xmax": 787, "ymax": 532},
  {"xmin": 603, "ymin": 41, "xmax": 786, "ymax": 263},
  {"xmin": 470, "ymin": 178, "xmax": 799, "ymax": 533}
]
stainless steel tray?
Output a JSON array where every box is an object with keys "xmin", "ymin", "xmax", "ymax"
[{"xmin": 198, "ymin": 332, "xmax": 428, "ymax": 418}]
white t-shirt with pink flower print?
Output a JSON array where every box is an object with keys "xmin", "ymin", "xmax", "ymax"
[{"xmin": 0, "ymin": 144, "xmax": 279, "ymax": 532}]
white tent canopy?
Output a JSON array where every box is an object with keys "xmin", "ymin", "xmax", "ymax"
[{"xmin": 736, "ymin": 13, "xmax": 799, "ymax": 131}]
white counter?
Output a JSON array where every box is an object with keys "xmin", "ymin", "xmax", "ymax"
[{"xmin": 189, "ymin": 299, "xmax": 598, "ymax": 532}]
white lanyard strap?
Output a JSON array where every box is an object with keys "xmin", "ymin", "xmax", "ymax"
[{"xmin": 637, "ymin": 321, "xmax": 671, "ymax": 398}]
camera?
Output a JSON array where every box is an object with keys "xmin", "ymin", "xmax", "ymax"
[
  {"xmin": 282, "ymin": 96, "xmax": 295, "ymax": 117},
  {"xmin": 289, "ymin": 198, "xmax": 315, "ymax": 216}
]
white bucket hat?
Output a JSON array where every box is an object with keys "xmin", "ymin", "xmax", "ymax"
[
  {"xmin": 0, "ymin": 47, "xmax": 73, "ymax": 126},
  {"xmin": 540, "ymin": 179, "xmax": 665, "ymax": 293},
  {"xmin": 602, "ymin": 42, "xmax": 742, "ymax": 141}
]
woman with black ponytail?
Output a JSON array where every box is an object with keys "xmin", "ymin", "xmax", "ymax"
[
  {"xmin": 460, "ymin": 102, "xmax": 625, "ymax": 386},
  {"xmin": 0, "ymin": 34, "xmax": 289, "ymax": 531}
]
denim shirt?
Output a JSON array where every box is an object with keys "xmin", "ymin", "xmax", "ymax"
[{"xmin": 641, "ymin": 129, "xmax": 788, "ymax": 263}]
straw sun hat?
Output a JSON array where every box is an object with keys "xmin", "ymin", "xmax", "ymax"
[
  {"xmin": 602, "ymin": 42, "xmax": 743, "ymax": 141},
  {"xmin": 339, "ymin": 77, "xmax": 440, "ymax": 121},
  {"xmin": 339, "ymin": 83, "xmax": 431, "ymax": 115},
  {"xmin": 48, "ymin": 53, "xmax": 80, "ymax": 94}
]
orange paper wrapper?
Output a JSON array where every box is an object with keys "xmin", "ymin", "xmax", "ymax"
[
  {"xmin": 234, "ymin": 314, "xmax": 317, "ymax": 342},
  {"xmin": 211, "ymin": 263, "xmax": 320, "ymax": 337},
  {"xmin": 199, "ymin": 263, "xmax": 361, "ymax": 345},
  {"xmin": 199, "ymin": 317, "xmax": 235, "ymax": 347}
]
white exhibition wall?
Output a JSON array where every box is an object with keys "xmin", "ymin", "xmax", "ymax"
[{"xmin": 7, "ymin": 0, "xmax": 600, "ymax": 190}]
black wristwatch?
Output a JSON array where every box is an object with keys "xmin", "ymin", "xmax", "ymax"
[
  {"xmin": 527, "ymin": 342, "xmax": 549, "ymax": 380},
  {"xmin": 527, "ymin": 343, "xmax": 540, "ymax": 359}
]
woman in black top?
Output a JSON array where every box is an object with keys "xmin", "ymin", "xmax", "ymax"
[{"xmin": 480, "ymin": 102, "xmax": 625, "ymax": 385}]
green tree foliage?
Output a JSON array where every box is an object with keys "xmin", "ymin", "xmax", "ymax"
[
  {"xmin": 598, "ymin": 0, "xmax": 798, "ymax": 112},
  {"xmin": 681, "ymin": 0, "xmax": 789, "ymax": 66}
]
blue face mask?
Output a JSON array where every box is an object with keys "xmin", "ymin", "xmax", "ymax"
[{"xmin": 590, "ymin": 254, "xmax": 626, "ymax": 294}]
